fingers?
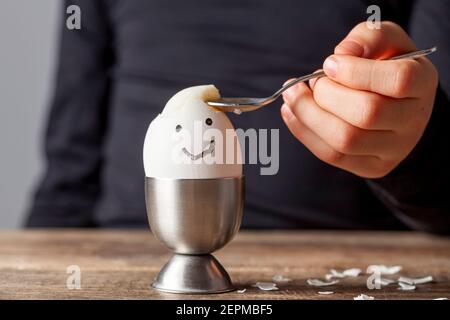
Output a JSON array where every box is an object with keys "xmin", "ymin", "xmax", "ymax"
[
  {"xmin": 280, "ymin": 21, "xmax": 437, "ymax": 178},
  {"xmin": 282, "ymin": 83, "xmax": 396, "ymax": 158},
  {"xmin": 323, "ymin": 54, "xmax": 432, "ymax": 98},
  {"xmin": 280, "ymin": 103, "xmax": 388, "ymax": 179},
  {"xmin": 335, "ymin": 21, "xmax": 416, "ymax": 59},
  {"xmin": 280, "ymin": 103, "xmax": 346, "ymax": 164},
  {"xmin": 312, "ymin": 77, "xmax": 413, "ymax": 130},
  {"xmin": 329, "ymin": 21, "xmax": 438, "ymax": 99}
]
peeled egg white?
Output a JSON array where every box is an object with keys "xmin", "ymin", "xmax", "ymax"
[{"xmin": 143, "ymin": 85, "xmax": 242, "ymax": 179}]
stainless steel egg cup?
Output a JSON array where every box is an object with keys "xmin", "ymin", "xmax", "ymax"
[{"xmin": 145, "ymin": 176, "xmax": 244, "ymax": 294}]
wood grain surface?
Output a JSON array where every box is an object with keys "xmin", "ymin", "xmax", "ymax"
[{"xmin": 0, "ymin": 230, "xmax": 449, "ymax": 300}]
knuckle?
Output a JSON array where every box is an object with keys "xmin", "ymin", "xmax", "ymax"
[
  {"xmin": 358, "ymin": 94, "xmax": 383, "ymax": 128},
  {"xmin": 334, "ymin": 125, "xmax": 359, "ymax": 153},
  {"xmin": 355, "ymin": 21, "xmax": 370, "ymax": 33},
  {"xmin": 381, "ymin": 21, "xmax": 402, "ymax": 32},
  {"xmin": 322, "ymin": 149, "xmax": 345, "ymax": 164},
  {"xmin": 380, "ymin": 22, "xmax": 408, "ymax": 41},
  {"xmin": 371, "ymin": 160, "xmax": 397, "ymax": 178},
  {"xmin": 393, "ymin": 61, "xmax": 417, "ymax": 97},
  {"xmin": 356, "ymin": 162, "xmax": 389, "ymax": 179},
  {"xmin": 356, "ymin": 21, "xmax": 367, "ymax": 29},
  {"xmin": 355, "ymin": 21, "xmax": 400, "ymax": 45},
  {"xmin": 356, "ymin": 20, "xmax": 401, "ymax": 34}
]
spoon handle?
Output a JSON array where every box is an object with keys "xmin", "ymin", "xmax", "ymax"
[
  {"xmin": 274, "ymin": 46, "xmax": 438, "ymax": 99},
  {"xmin": 273, "ymin": 71, "xmax": 325, "ymax": 97}
]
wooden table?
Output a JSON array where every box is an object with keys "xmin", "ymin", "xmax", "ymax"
[{"xmin": 0, "ymin": 230, "xmax": 449, "ymax": 300}]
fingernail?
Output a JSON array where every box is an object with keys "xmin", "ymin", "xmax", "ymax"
[
  {"xmin": 323, "ymin": 56, "xmax": 338, "ymax": 78},
  {"xmin": 336, "ymin": 40, "xmax": 364, "ymax": 57},
  {"xmin": 281, "ymin": 104, "xmax": 294, "ymax": 120}
]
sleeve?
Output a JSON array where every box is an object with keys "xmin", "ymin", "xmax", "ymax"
[
  {"xmin": 26, "ymin": 0, "xmax": 114, "ymax": 227},
  {"xmin": 366, "ymin": 0, "xmax": 450, "ymax": 234}
]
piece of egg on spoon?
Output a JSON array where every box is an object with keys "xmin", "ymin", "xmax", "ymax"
[{"xmin": 143, "ymin": 85, "xmax": 242, "ymax": 179}]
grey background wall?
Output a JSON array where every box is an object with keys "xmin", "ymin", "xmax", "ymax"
[{"xmin": 0, "ymin": 0, "xmax": 61, "ymax": 228}]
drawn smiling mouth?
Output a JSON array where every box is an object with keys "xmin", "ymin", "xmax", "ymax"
[{"xmin": 182, "ymin": 139, "xmax": 215, "ymax": 161}]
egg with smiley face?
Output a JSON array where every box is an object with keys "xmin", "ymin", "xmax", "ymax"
[{"xmin": 143, "ymin": 85, "xmax": 242, "ymax": 179}]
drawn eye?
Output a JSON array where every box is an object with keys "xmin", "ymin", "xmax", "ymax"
[
  {"xmin": 175, "ymin": 124, "xmax": 182, "ymax": 132},
  {"xmin": 205, "ymin": 118, "xmax": 213, "ymax": 126}
]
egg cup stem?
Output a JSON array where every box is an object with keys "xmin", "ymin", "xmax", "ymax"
[{"xmin": 151, "ymin": 253, "xmax": 235, "ymax": 294}]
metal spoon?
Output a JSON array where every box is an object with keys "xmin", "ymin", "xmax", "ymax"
[{"xmin": 207, "ymin": 47, "xmax": 437, "ymax": 113}]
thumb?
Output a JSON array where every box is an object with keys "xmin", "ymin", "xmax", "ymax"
[
  {"xmin": 334, "ymin": 21, "xmax": 416, "ymax": 59},
  {"xmin": 334, "ymin": 39, "xmax": 365, "ymax": 57}
]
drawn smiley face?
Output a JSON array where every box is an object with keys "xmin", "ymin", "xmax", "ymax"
[{"xmin": 176, "ymin": 118, "xmax": 215, "ymax": 161}]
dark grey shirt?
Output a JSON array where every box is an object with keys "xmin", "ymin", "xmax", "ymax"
[{"xmin": 28, "ymin": 0, "xmax": 450, "ymax": 233}]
